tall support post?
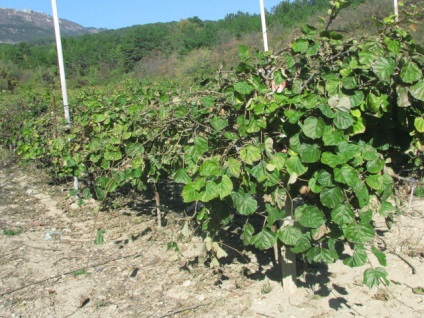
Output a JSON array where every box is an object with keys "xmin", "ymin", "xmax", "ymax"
[
  {"xmin": 394, "ymin": 0, "xmax": 399, "ymax": 21},
  {"xmin": 259, "ymin": 0, "xmax": 269, "ymax": 52},
  {"xmin": 51, "ymin": 0, "xmax": 78, "ymax": 190}
]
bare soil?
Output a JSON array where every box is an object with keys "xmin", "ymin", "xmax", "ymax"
[{"xmin": 1, "ymin": 155, "xmax": 424, "ymax": 318}]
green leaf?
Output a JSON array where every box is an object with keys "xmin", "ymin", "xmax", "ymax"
[
  {"xmin": 251, "ymin": 229, "xmax": 277, "ymax": 250},
  {"xmin": 291, "ymin": 233, "xmax": 312, "ymax": 253},
  {"xmin": 306, "ymin": 247, "xmax": 334, "ymax": 263},
  {"xmin": 323, "ymin": 128, "xmax": 346, "ymax": 146},
  {"xmin": 104, "ymin": 151, "xmax": 122, "ymax": 161},
  {"xmin": 321, "ymin": 152, "xmax": 347, "ymax": 168},
  {"xmin": 200, "ymin": 160, "xmax": 221, "ymax": 177},
  {"xmin": 379, "ymin": 202, "xmax": 394, "ymax": 217},
  {"xmin": 200, "ymin": 181, "xmax": 220, "ymax": 202},
  {"xmin": 352, "ymin": 178, "xmax": 370, "ymax": 208},
  {"xmin": 299, "ymin": 143, "xmax": 321, "ymax": 163},
  {"xmin": 295, "ymin": 205, "xmax": 326, "ymax": 228},
  {"xmin": 334, "ymin": 111, "xmax": 354, "ymax": 129},
  {"xmin": 182, "ymin": 182, "xmax": 201, "ymax": 202},
  {"xmin": 249, "ymin": 161, "xmax": 267, "ymax": 182},
  {"xmin": 331, "ymin": 205, "xmax": 355, "ymax": 225},
  {"xmin": 224, "ymin": 158, "xmax": 242, "ymax": 177},
  {"xmin": 334, "ymin": 165, "xmax": 357, "ymax": 186},
  {"xmin": 415, "ymin": 117, "xmax": 424, "ymax": 133},
  {"xmin": 372, "ymin": 57, "xmax": 396, "ymax": 82},
  {"xmin": 316, "ymin": 170, "xmax": 334, "ymax": 187},
  {"xmin": 329, "ymin": 95, "xmax": 352, "ymax": 111},
  {"xmin": 94, "ymin": 229, "xmax": 105, "ymax": 245},
  {"xmin": 278, "ymin": 226, "xmax": 302, "ymax": 246},
  {"xmin": 302, "ymin": 116, "xmax": 326, "ymax": 139},
  {"xmin": 240, "ymin": 145, "xmax": 261, "ymax": 165},
  {"xmin": 231, "ymin": 191, "xmax": 258, "ymax": 215},
  {"xmin": 372, "ymin": 246, "xmax": 387, "ymax": 266},
  {"xmin": 361, "ymin": 144, "xmax": 379, "ymax": 161},
  {"xmin": 343, "ymin": 244, "xmax": 367, "ymax": 267},
  {"xmin": 320, "ymin": 187, "xmax": 344, "ymax": 208},
  {"xmin": 94, "ymin": 187, "xmax": 106, "ymax": 200},
  {"xmin": 397, "ymin": 86, "xmax": 411, "ymax": 107},
  {"xmin": 400, "ymin": 61, "xmax": 422, "ymax": 84},
  {"xmin": 286, "ymin": 156, "xmax": 307, "ymax": 176},
  {"xmin": 241, "ymin": 223, "xmax": 255, "ymax": 246},
  {"xmin": 345, "ymin": 223, "xmax": 374, "ymax": 243},
  {"xmin": 210, "ymin": 116, "xmax": 228, "ymax": 132},
  {"xmin": 410, "ymin": 80, "xmax": 424, "ymax": 101},
  {"xmin": 174, "ymin": 169, "xmax": 192, "ymax": 184},
  {"xmin": 234, "ymin": 81, "xmax": 254, "ymax": 95},
  {"xmin": 292, "ymin": 38, "xmax": 309, "ymax": 53},
  {"xmin": 218, "ymin": 175, "xmax": 233, "ymax": 199},
  {"xmin": 366, "ymin": 157, "xmax": 384, "ymax": 173},
  {"xmin": 363, "ymin": 267, "xmax": 389, "ymax": 288},
  {"xmin": 366, "ymin": 174, "xmax": 383, "ymax": 190}
]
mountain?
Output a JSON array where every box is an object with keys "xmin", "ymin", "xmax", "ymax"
[{"xmin": 0, "ymin": 8, "xmax": 105, "ymax": 43}]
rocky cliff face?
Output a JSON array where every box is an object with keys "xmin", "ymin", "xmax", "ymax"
[{"xmin": 0, "ymin": 8, "xmax": 104, "ymax": 43}]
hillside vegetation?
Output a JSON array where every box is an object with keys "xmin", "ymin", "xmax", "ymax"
[{"xmin": 0, "ymin": 0, "xmax": 422, "ymax": 91}]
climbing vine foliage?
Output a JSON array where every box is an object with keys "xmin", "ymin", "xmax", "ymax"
[{"xmin": 6, "ymin": 2, "xmax": 423, "ymax": 288}]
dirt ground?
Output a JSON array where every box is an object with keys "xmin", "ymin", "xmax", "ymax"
[{"xmin": 1, "ymin": 154, "xmax": 424, "ymax": 318}]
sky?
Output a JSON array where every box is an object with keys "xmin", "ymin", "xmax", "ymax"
[{"xmin": 1, "ymin": 0, "xmax": 283, "ymax": 30}]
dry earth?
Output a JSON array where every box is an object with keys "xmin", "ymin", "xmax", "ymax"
[{"xmin": 1, "ymin": 154, "xmax": 424, "ymax": 318}]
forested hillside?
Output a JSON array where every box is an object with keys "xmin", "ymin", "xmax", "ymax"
[{"xmin": 0, "ymin": 0, "xmax": 422, "ymax": 91}]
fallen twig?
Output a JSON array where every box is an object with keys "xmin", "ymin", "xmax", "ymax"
[
  {"xmin": 0, "ymin": 252, "xmax": 140, "ymax": 297},
  {"xmin": 157, "ymin": 303, "xmax": 210, "ymax": 318},
  {"xmin": 390, "ymin": 251, "xmax": 417, "ymax": 275}
]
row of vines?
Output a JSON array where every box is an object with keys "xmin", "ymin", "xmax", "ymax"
[{"xmin": 2, "ymin": 1, "xmax": 423, "ymax": 290}]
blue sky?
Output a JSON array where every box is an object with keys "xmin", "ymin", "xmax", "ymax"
[{"xmin": 1, "ymin": 0, "xmax": 283, "ymax": 29}]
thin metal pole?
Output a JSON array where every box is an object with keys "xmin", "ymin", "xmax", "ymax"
[
  {"xmin": 394, "ymin": 0, "xmax": 399, "ymax": 21},
  {"xmin": 51, "ymin": 0, "xmax": 78, "ymax": 190},
  {"xmin": 259, "ymin": 0, "xmax": 269, "ymax": 52}
]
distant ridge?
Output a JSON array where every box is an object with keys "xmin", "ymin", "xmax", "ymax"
[{"xmin": 0, "ymin": 8, "xmax": 105, "ymax": 43}]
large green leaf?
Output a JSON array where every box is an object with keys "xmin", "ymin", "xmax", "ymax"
[
  {"xmin": 218, "ymin": 175, "xmax": 233, "ymax": 199},
  {"xmin": 400, "ymin": 61, "xmax": 422, "ymax": 84},
  {"xmin": 415, "ymin": 117, "xmax": 424, "ymax": 133},
  {"xmin": 278, "ymin": 226, "xmax": 302, "ymax": 246},
  {"xmin": 372, "ymin": 57, "xmax": 396, "ymax": 82},
  {"xmin": 372, "ymin": 246, "xmax": 387, "ymax": 266},
  {"xmin": 302, "ymin": 116, "xmax": 326, "ymax": 139},
  {"xmin": 239, "ymin": 145, "xmax": 261, "ymax": 164},
  {"xmin": 199, "ymin": 159, "xmax": 221, "ymax": 177},
  {"xmin": 321, "ymin": 152, "xmax": 347, "ymax": 168},
  {"xmin": 295, "ymin": 205, "xmax": 326, "ymax": 228},
  {"xmin": 352, "ymin": 178, "xmax": 369, "ymax": 207},
  {"xmin": 366, "ymin": 157, "xmax": 384, "ymax": 173},
  {"xmin": 104, "ymin": 151, "xmax": 122, "ymax": 161},
  {"xmin": 224, "ymin": 158, "xmax": 241, "ymax": 177},
  {"xmin": 345, "ymin": 223, "xmax": 374, "ymax": 243},
  {"xmin": 251, "ymin": 229, "xmax": 277, "ymax": 250},
  {"xmin": 410, "ymin": 80, "xmax": 424, "ymax": 101},
  {"xmin": 320, "ymin": 187, "xmax": 344, "ymax": 208},
  {"xmin": 200, "ymin": 181, "xmax": 220, "ymax": 202},
  {"xmin": 343, "ymin": 244, "xmax": 367, "ymax": 267},
  {"xmin": 286, "ymin": 156, "xmax": 307, "ymax": 176},
  {"xmin": 363, "ymin": 267, "xmax": 389, "ymax": 288},
  {"xmin": 182, "ymin": 182, "xmax": 201, "ymax": 202},
  {"xmin": 210, "ymin": 116, "xmax": 228, "ymax": 132},
  {"xmin": 241, "ymin": 223, "xmax": 255, "ymax": 246},
  {"xmin": 334, "ymin": 165, "xmax": 357, "ymax": 186},
  {"xmin": 334, "ymin": 111, "xmax": 354, "ymax": 129},
  {"xmin": 174, "ymin": 169, "xmax": 191, "ymax": 184},
  {"xmin": 306, "ymin": 247, "xmax": 334, "ymax": 263},
  {"xmin": 292, "ymin": 38, "xmax": 309, "ymax": 53},
  {"xmin": 231, "ymin": 191, "xmax": 258, "ymax": 215},
  {"xmin": 331, "ymin": 205, "xmax": 355, "ymax": 225},
  {"xmin": 234, "ymin": 81, "xmax": 255, "ymax": 95},
  {"xmin": 291, "ymin": 233, "xmax": 312, "ymax": 253},
  {"xmin": 299, "ymin": 143, "xmax": 321, "ymax": 163},
  {"xmin": 365, "ymin": 174, "xmax": 383, "ymax": 190}
]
